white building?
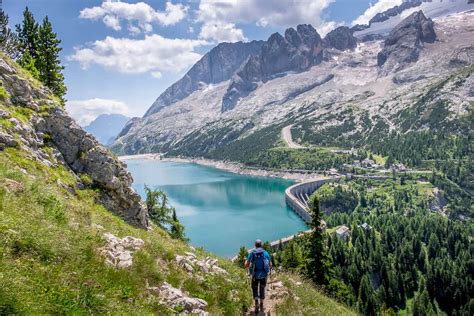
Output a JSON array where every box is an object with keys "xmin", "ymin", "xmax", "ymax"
[
  {"xmin": 336, "ymin": 225, "xmax": 350, "ymax": 240},
  {"xmin": 360, "ymin": 223, "xmax": 372, "ymax": 231}
]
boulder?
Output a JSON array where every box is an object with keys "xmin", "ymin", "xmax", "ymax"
[
  {"xmin": 175, "ymin": 253, "xmax": 228, "ymax": 275},
  {"xmin": 100, "ymin": 232, "xmax": 144, "ymax": 269},
  {"xmin": 150, "ymin": 282, "xmax": 209, "ymax": 315},
  {"xmin": 0, "ymin": 131, "xmax": 18, "ymax": 148}
]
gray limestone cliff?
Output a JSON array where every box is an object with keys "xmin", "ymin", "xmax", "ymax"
[
  {"xmin": 323, "ymin": 26, "xmax": 357, "ymax": 51},
  {"xmin": 377, "ymin": 11, "xmax": 436, "ymax": 73},
  {"xmin": 222, "ymin": 24, "xmax": 324, "ymax": 112},
  {"xmin": 144, "ymin": 40, "xmax": 264, "ymax": 117}
]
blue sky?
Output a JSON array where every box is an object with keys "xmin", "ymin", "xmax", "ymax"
[{"xmin": 3, "ymin": 0, "xmax": 402, "ymax": 125}]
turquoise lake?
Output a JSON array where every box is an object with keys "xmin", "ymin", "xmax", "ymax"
[{"xmin": 126, "ymin": 159, "xmax": 307, "ymax": 257}]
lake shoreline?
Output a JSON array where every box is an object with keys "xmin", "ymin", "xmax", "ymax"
[{"xmin": 119, "ymin": 153, "xmax": 327, "ymax": 182}]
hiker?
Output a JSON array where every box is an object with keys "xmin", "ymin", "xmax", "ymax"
[{"xmin": 245, "ymin": 239, "xmax": 272, "ymax": 313}]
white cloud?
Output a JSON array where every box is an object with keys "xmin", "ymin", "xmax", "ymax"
[
  {"xmin": 103, "ymin": 15, "xmax": 121, "ymax": 31},
  {"xmin": 66, "ymin": 98, "xmax": 131, "ymax": 126},
  {"xmin": 317, "ymin": 21, "xmax": 346, "ymax": 37},
  {"xmin": 197, "ymin": 0, "xmax": 336, "ymax": 42},
  {"xmin": 68, "ymin": 34, "xmax": 208, "ymax": 75},
  {"xmin": 79, "ymin": 1, "xmax": 188, "ymax": 34},
  {"xmin": 199, "ymin": 21, "xmax": 247, "ymax": 42},
  {"xmin": 352, "ymin": 0, "xmax": 402, "ymax": 26}
]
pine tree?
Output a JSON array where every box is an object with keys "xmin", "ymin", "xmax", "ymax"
[
  {"xmin": 18, "ymin": 51, "xmax": 39, "ymax": 79},
  {"xmin": 169, "ymin": 208, "xmax": 186, "ymax": 241},
  {"xmin": 306, "ymin": 197, "xmax": 329, "ymax": 285},
  {"xmin": 37, "ymin": 16, "xmax": 66, "ymax": 101},
  {"xmin": 144, "ymin": 185, "xmax": 172, "ymax": 228},
  {"xmin": 16, "ymin": 7, "xmax": 39, "ymax": 58},
  {"xmin": 281, "ymin": 241, "xmax": 303, "ymax": 271},
  {"xmin": 0, "ymin": 10, "xmax": 19, "ymax": 58},
  {"xmin": 358, "ymin": 274, "xmax": 378, "ymax": 316},
  {"xmin": 237, "ymin": 246, "xmax": 248, "ymax": 268}
]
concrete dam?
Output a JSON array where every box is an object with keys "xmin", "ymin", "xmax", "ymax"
[{"xmin": 285, "ymin": 176, "xmax": 342, "ymax": 224}]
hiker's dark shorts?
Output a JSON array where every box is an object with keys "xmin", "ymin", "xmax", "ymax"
[{"xmin": 252, "ymin": 277, "xmax": 267, "ymax": 299}]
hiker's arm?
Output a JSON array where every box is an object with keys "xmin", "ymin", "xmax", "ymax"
[{"xmin": 244, "ymin": 259, "xmax": 250, "ymax": 269}]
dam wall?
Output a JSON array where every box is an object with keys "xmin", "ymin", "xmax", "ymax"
[{"xmin": 285, "ymin": 176, "xmax": 342, "ymax": 224}]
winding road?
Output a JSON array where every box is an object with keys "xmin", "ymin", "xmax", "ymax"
[{"xmin": 281, "ymin": 125, "xmax": 305, "ymax": 149}]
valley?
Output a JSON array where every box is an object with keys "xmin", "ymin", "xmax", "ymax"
[
  {"xmin": 124, "ymin": 158, "xmax": 307, "ymax": 257},
  {"xmin": 1, "ymin": 1, "xmax": 472, "ymax": 315}
]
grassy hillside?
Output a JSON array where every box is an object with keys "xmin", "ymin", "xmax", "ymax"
[{"xmin": 0, "ymin": 56, "xmax": 355, "ymax": 315}]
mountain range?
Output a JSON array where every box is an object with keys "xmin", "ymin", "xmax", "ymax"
[
  {"xmin": 112, "ymin": 0, "xmax": 473, "ymax": 160},
  {"xmin": 84, "ymin": 113, "xmax": 130, "ymax": 145}
]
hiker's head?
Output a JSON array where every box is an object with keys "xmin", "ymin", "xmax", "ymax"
[{"xmin": 255, "ymin": 239, "xmax": 262, "ymax": 248}]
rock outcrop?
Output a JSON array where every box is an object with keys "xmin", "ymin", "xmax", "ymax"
[
  {"xmin": 35, "ymin": 109, "xmax": 149, "ymax": 228},
  {"xmin": 323, "ymin": 26, "xmax": 357, "ymax": 51},
  {"xmin": 377, "ymin": 11, "xmax": 436, "ymax": 73},
  {"xmin": 145, "ymin": 40, "xmax": 264, "ymax": 117},
  {"xmin": 149, "ymin": 282, "xmax": 209, "ymax": 315},
  {"xmin": 222, "ymin": 24, "xmax": 324, "ymax": 112},
  {"xmin": 100, "ymin": 232, "xmax": 144, "ymax": 268},
  {"xmin": 176, "ymin": 252, "xmax": 228, "ymax": 275},
  {"xmin": 0, "ymin": 56, "xmax": 149, "ymax": 229}
]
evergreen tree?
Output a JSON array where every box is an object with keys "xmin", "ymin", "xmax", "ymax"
[
  {"xmin": 169, "ymin": 208, "xmax": 186, "ymax": 241},
  {"xmin": 306, "ymin": 197, "xmax": 329, "ymax": 285},
  {"xmin": 37, "ymin": 16, "xmax": 66, "ymax": 101},
  {"xmin": 281, "ymin": 241, "xmax": 304, "ymax": 271},
  {"xmin": 0, "ymin": 10, "xmax": 19, "ymax": 58},
  {"xmin": 262, "ymin": 241, "xmax": 272, "ymax": 252},
  {"xmin": 18, "ymin": 51, "xmax": 39, "ymax": 79},
  {"xmin": 16, "ymin": 7, "xmax": 39, "ymax": 58},
  {"xmin": 237, "ymin": 246, "xmax": 248, "ymax": 268},
  {"xmin": 357, "ymin": 274, "xmax": 378, "ymax": 316},
  {"xmin": 144, "ymin": 185, "xmax": 172, "ymax": 228}
]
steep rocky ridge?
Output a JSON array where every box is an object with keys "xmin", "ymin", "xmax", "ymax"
[
  {"xmin": 377, "ymin": 11, "xmax": 436, "ymax": 73},
  {"xmin": 145, "ymin": 40, "xmax": 264, "ymax": 117},
  {"xmin": 222, "ymin": 24, "xmax": 325, "ymax": 112},
  {"xmin": 353, "ymin": 0, "xmax": 472, "ymax": 38},
  {"xmin": 0, "ymin": 55, "xmax": 148, "ymax": 228},
  {"xmin": 370, "ymin": 0, "xmax": 423, "ymax": 25},
  {"xmin": 323, "ymin": 26, "xmax": 357, "ymax": 51},
  {"xmin": 113, "ymin": 10, "xmax": 473, "ymax": 159}
]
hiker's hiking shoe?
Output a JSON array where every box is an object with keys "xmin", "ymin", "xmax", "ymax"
[
  {"xmin": 255, "ymin": 299, "xmax": 260, "ymax": 313},
  {"xmin": 260, "ymin": 301, "xmax": 264, "ymax": 312}
]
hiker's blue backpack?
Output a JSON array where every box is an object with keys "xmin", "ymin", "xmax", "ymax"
[{"xmin": 251, "ymin": 248, "xmax": 270, "ymax": 278}]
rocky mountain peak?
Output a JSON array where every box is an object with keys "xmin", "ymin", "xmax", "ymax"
[
  {"xmin": 377, "ymin": 10, "xmax": 436, "ymax": 73},
  {"xmin": 222, "ymin": 24, "xmax": 324, "ymax": 112},
  {"xmin": 144, "ymin": 40, "xmax": 264, "ymax": 117},
  {"xmin": 296, "ymin": 24, "xmax": 322, "ymax": 45},
  {"xmin": 323, "ymin": 26, "xmax": 357, "ymax": 51}
]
